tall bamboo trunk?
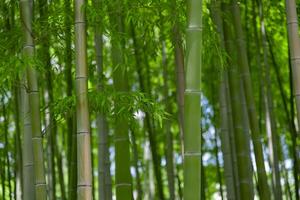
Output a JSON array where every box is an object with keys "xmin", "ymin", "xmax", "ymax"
[
  {"xmin": 267, "ymin": 33, "xmax": 300, "ymax": 200},
  {"xmin": 108, "ymin": 1, "xmax": 132, "ymax": 199},
  {"xmin": 63, "ymin": 0, "xmax": 76, "ymax": 198},
  {"xmin": 93, "ymin": 0, "xmax": 112, "ymax": 198},
  {"xmin": 285, "ymin": 1, "xmax": 300, "ymax": 198},
  {"xmin": 74, "ymin": 0, "xmax": 92, "ymax": 199},
  {"xmin": 286, "ymin": 0, "xmax": 300, "ymax": 134},
  {"xmin": 223, "ymin": 5, "xmax": 254, "ymax": 199},
  {"xmin": 219, "ymin": 74, "xmax": 237, "ymax": 200},
  {"xmin": 160, "ymin": 16, "xmax": 175, "ymax": 199},
  {"xmin": 211, "ymin": 1, "xmax": 237, "ymax": 199},
  {"xmin": 13, "ymin": 80, "xmax": 23, "ymax": 200},
  {"xmin": 21, "ymin": 75, "xmax": 35, "ymax": 200},
  {"xmin": 230, "ymin": 1, "xmax": 271, "ymax": 199},
  {"xmin": 257, "ymin": 1, "xmax": 282, "ymax": 198},
  {"xmin": 20, "ymin": 0, "xmax": 47, "ymax": 199},
  {"xmin": 184, "ymin": 0, "xmax": 202, "ymax": 199},
  {"xmin": 159, "ymin": 9, "xmax": 175, "ymax": 197},
  {"xmin": 224, "ymin": 58, "xmax": 240, "ymax": 199},
  {"xmin": 38, "ymin": 0, "xmax": 58, "ymax": 199},
  {"xmin": 162, "ymin": 40, "xmax": 175, "ymax": 200},
  {"xmin": 170, "ymin": 0, "xmax": 185, "ymax": 157}
]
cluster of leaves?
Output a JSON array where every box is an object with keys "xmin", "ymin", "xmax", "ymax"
[
  {"xmin": 47, "ymin": 89, "xmax": 167, "ymax": 127},
  {"xmin": 89, "ymin": 89, "xmax": 167, "ymax": 126}
]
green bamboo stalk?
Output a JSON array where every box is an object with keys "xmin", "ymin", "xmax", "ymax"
[
  {"xmin": 74, "ymin": 0, "xmax": 92, "ymax": 199},
  {"xmin": 159, "ymin": 9, "xmax": 175, "ymax": 196},
  {"xmin": 211, "ymin": 1, "xmax": 237, "ymax": 198},
  {"xmin": 9, "ymin": 3, "xmax": 23, "ymax": 197},
  {"xmin": 63, "ymin": 0, "xmax": 76, "ymax": 198},
  {"xmin": 267, "ymin": 33, "xmax": 300, "ymax": 200},
  {"xmin": 170, "ymin": 0, "xmax": 185, "ymax": 157},
  {"xmin": 224, "ymin": 59, "xmax": 240, "ymax": 199},
  {"xmin": 223, "ymin": 5, "xmax": 254, "ymax": 199},
  {"xmin": 38, "ymin": 0, "xmax": 57, "ymax": 199},
  {"xmin": 230, "ymin": 1, "xmax": 271, "ymax": 199},
  {"xmin": 92, "ymin": 0, "xmax": 112, "ymax": 198},
  {"xmin": 64, "ymin": 0, "xmax": 77, "ymax": 197},
  {"xmin": 285, "ymin": 1, "xmax": 300, "ymax": 198},
  {"xmin": 108, "ymin": 1, "xmax": 132, "ymax": 199},
  {"xmin": 20, "ymin": 0, "xmax": 47, "ymax": 199},
  {"xmin": 158, "ymin": 7, "xmax": 175, "ymax": 199},
  {"xmin": 225, "ymin": 73, "xmax": 240, "ymax": 200},
  {"xmin": 256, "ymin": 1, "xmax": 282, "ymax": 198},
  {"xmin": 184, "ymin": 0, "xmax": 202, "ymax": 199},
  {"xmin": 286, "ymin": 0, "xmax": 300, "ymax": 140},
  {"xmin": 219, "ymin": 74, "xmax": 237, "ymax": 200},
  {"xmin": 162, "ymin": 40, "xmax": 175, "ymax": 200},
  {"xmin": 21, "ymin": 75, "xmax": 35, "ymax": 200},
  {"xmin": 13, "ymin": 80, "xmax": 23, "ymax": 200}
]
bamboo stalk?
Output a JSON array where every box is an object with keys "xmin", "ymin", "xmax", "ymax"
[
  {"xmin": 74, "ymin": 0, "xmax": 93, "ymax": 198},
  {"xmin": 184, "ymin": 0, "xmax": 202, "ymax": 199},
  {"xmin": 230, "ymin": 1, "xmax": 271, "ymax": 199},
  {"xmin": 21, "ymin": 75, "xmax": 35, "ymax": 200},
  {"xmin": 108, "ymin": 1, "xmax": 132, "ymax": 199},
  {"xmin": 256, "ymin": 1, "xmax": 282, "ymax": 198},
  {"xmin": 20, "ymin": 0, "xmax": 47, "ymax": 199},
  {"xmin": 13, "ymin": 80, "xmax": 23, "ymax": 200},
  {"xmin": 285, "ymin": 1, "xmax": 300, "ymax": 198},
  {"xmin": 223, "ymin": 5, "xmax": 254, "ymax": 198},
  {"xmin": 211, "ymin": 1, "xmax": 237, "ymax": 198}
]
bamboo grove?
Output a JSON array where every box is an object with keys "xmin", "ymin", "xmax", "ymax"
[{"xmin": 0, "ymin": 0, "xmax": 300, "ymax": 199}]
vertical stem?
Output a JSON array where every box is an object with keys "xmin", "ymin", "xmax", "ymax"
[
  {"xmin": 231, "ymin": 1, "xmax": 271, "ymax": 199},
  {"xmin": 184, "ymin": 0, "xmax": 202, "ymax": 199},
  {"xmin": 108, "ymin": 1, "xmax": 132, "ymax": 199},
  {"xmin": 92, "ymin": 0, "xmax": 112, "ymax": 198},
  {"xmin": 13, "ymin": 80, "xmax": 23, "ymax": 200},
  {"xmin": 161, "ymin": 37, "xmax": 175, "ymax": 200},
  {"xmin": 74, "ymin": 0, "xmax": 92, "ymax": 198},
  {"xmin": 21, "ymin": 75, "xmax": 35, "ymax": 200},
  {"xmin": 257, "ymin": 1, "xmax": 282, "ymax": 198},
  {"xmin": 285, "ymin": 1, "xmax": 300, "ymax": 198},
  {"xmin": 223, "ymin": 5, "xmax": 254, "ymax": 198},
  {"xmin": 38, "ymin": 0, "xmax": 57, "ymax": 199},
  {"xmin": 211, "ymin": 1, "xmax": 237, "ymax": 198},
  {"xmin": 20, "ymin": 0, "xmax": 48, "ymax": 199}
]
